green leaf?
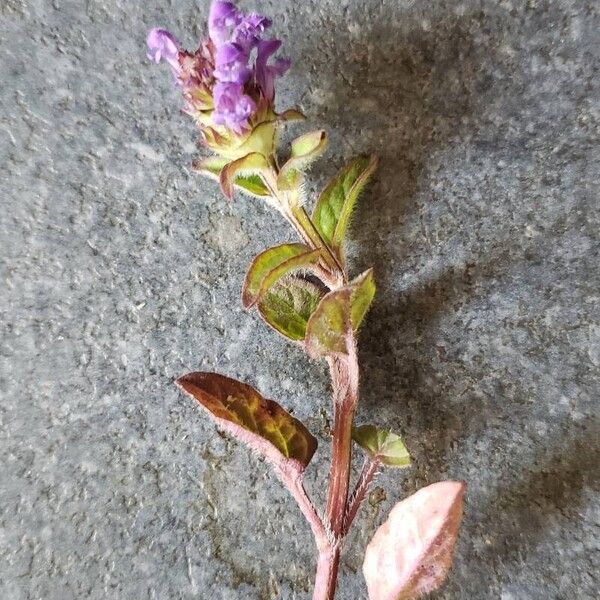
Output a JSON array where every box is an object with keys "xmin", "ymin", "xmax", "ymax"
[
  {"xmin": 234, "ymin": 174, "xmax": 271, "ymax": 197},
  {"xmin": 363, "ymin": 481, "xmax": 466, "ymax": 600},
  {"xmin": 304, "ymin": 269, "xmax": 376, "ymax": 358},
  {"xmin": 258, "ymin": 277, "xmax": 323, "ymax": 341},
  {"xmin": 304, "ymin": 287, "xmax": 352, "ymax": 356},
  {"xmin": 220, "ymin": 152, "xmax": 270, "ymax": 200},
  {"xmin": 243, "ymin": 243, "xmax": 322, "ymax": 308},
  {"xmin": 352, "ymin": 425, "xmax": 411, "ymax": 467},
  {"xmin": 350, "ymin": 268, "xmax": 376, "ymax": 330},
  {"xmin": 192, "ymin": 156, "xmax": 228, "ymax": 179},
  {"xmin": 312, "ymin": 155, "xmax": 378, "ymax": 253},
  {"xmin": 193, "ymin": 157, "xmax": 270, "ymax": 197},
  {"xmin": 278, "ymin": 130, "xmax": 328, "ymax": 190},
  {"xmin": 177, "ymin": 372, "xmax": 317, "ymax": 472}
]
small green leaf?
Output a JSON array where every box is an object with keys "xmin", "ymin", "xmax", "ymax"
[
  {"xmin": 258, "ymin": 277, "xmax": 323, "ymax": 341},
  {"xmin": 312, "ymin": 155, "xmax": 378, "ymax": 253},
  {"xmin": 304, "ymin": 269, "xmax": 376, "ymax": 358},
  {"xmin": 220, "ymin": 152, "xmax": 270, "ymax": 200},
  {"xmin": 350, "ymin": 268, "xmax": 376, "ymax": 330},
  {"xmin": 193, "ymin": 157, "xmax": 270, "ymax": 197},
  {"xmin": 243, "ymin": 243, "xmax": 322, "ymax": 308},
  {"xmin": 234, "ymin": 174, "xmax": 271, "ymax": 197},
  {"xmin": 352, "ymin": 425, "xmax": 411, "ymax": 467},
  {"xmin": 192, "ymin": 156, "xmax": 228, "ymax": 179},
  {"xmin": 291, "ymin": 130, "xmax": 328, "ymax": 158},
  {"xmin": 278, "ymin": 130, "xmax": 328, "ymax": 190},
  {"xmin": 305, "ymin": 287, "xmax": 352, "ymax": 356},
  {"xmin": 177, "ymin": 372, "xmax": 317, "ymax": 472}
]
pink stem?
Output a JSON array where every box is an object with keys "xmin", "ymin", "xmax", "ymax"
[
  {"xmin": 313, "ymin": 544, "xmax": 340, "ymax": 600},
  {"xmin": 343, "ymin": 456, "xmax": 380, "ymax": 535},
  {"xmin": 276, "ymin": 467, "xmax": 329, "ymax": 552},
  {"xmin": 313, "ymin": 336, "xmax": 360, "ymax": 599},
  {"xmin": 277, "ymin": 467, "xmax": 340, "ymax": 600}
]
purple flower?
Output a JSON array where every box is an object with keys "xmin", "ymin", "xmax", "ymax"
[
  {"xmin": 212, "ymin": 82, "xmax": 256, "ymax": 132},
  {"xmin": 256, "ymin": 40, "xmax": 290, "ymax": 101},
  {"xmin": 207, "ymin": 1, "xmax": 288, "ymax": 128},
  {"xmin": 214, "ymin": 42, "xmax": 252, "ymax": 84},
  {"xmin": 231, "ymin": 13, "xmax": 272, "ymax": 53},
  {"xmin": 209, "ymin": 1, "xmax": 241, "ymax": 46},
  {"xmin": 146, "ymin": 28, "xmax": 180, "ymax": 72}
]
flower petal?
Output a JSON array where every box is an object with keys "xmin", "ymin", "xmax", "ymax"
[
  {"xmin": 256, "ymin": 40, "xmax": 288, "ymax": 100},
  {"xmin": 208, "ymin": 1, "xmax": 241, "ymax": 46},
  {"xmin": 212, "ymin": 82, "xmax": 256, "ymax": 131},
  {"xmin": 146, "ymin": 28, "xmax": 180, "ymax": 71},
  {"xmin": 232, "ymin": 13, "xmax": 272, "ymax": 52}
]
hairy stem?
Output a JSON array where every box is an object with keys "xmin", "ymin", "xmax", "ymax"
[
  {"xmin": 277, "ymin": 468, "xmax": 329, "ymax": 550},
  {"xmin": 314, "ymin": 337, "xmax": 360, "ymax": 599},
  {"xmin": 326, "ymin": 385, "xmax": 356, "ymax": 534},
  {"xmin": 313, "ymin": 544, "xmax": 341, "ymax": 600},
  {"xmin": 291, "ymin": 204, "xmax": 346, "ymax": 282},
  {"xmin": 262, "ymin": 167, "xmax": 346, "ymax": 284},
  {"xmin": 343, "ymin": 456, "xmax": 380, "ymax": 535},
  {"xmin": 264, "ymin": 167, "xmax": 360, "ymax": 599}
]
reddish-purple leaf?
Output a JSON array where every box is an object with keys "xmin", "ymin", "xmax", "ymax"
[
  {"xmin": 176, "ymin": 372, "xmax": 317, "ymax": 474},
  {"xmin": 363, "ymin": 481, "xmax": 466, "ymax": 600}
]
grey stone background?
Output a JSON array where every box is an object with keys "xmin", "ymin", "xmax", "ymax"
[{"xmin": 1, "ymin": 0, "xmax": 598, "ymax": 598}]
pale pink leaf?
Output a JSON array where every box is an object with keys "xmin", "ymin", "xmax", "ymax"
[{"xmin": 363, "ymin": 480, "xmax": 466, "ymax": 600}]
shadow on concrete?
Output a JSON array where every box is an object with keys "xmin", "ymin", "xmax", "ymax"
[{"xmin": 295, "ymin": 3, "xmax": 598, "ymax": 596}]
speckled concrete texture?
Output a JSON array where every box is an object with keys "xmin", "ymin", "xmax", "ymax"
[{"xmin": 1, "ymin": 0, "xmax": 598, "ymax": 598}]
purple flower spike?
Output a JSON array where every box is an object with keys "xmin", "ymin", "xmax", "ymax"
[
  {"xmin": 209, "ymin": 1, "xmax": 241, "ymax": 46},
  {"xmin": 213, "ymin": 82, "xmax": 256, "ymax": 132},
  {"xmin": 147, "ymin": 28, "xmax": 180, "ymax": 71},
  {"xmin": 148, "ymin": 1, "xmax": 290, "ymax": 139}
]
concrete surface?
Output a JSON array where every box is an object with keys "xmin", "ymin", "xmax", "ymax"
[{"xmin": 1, "ymin": 0, "xmax": 599, "ymax": 598}]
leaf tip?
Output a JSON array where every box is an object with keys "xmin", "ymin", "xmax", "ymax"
[{"xmin": 219, "ymin": 170, "xmax": 234, "ymax": 200}]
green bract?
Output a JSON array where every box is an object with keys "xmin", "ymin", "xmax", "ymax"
[
  {"xmin": 220, "ymin": 152, "xmax": 271, "ymax": 199},
  {"xmin": 352, "ymin": 425, "xmax": 411, "ymax": 468}
]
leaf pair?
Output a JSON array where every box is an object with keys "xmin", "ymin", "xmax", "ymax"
[
  {"xmin": 304, "ymin": 269, "xmax": 376, "ymax": 358},
  {"xmin": 352, "ymin": 426, "xmax": 465, "ymax": 600},
  {"xmin": 194, "ymin": 154, "xmax": 271, "ymax": 200},
  {"xmin": 244, "ymin": 250, "xmax": 376, "ymax": 354},
  {"xmin": 242, "ymin": 243, "xmax": 324, "ymax": 341},
  {"xmin": 177, "ymin": 372, "xmax": 317, "ymax": 475}
]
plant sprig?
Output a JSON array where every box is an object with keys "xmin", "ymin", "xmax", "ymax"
[{"xmin": 148, "ymin": 3, "xmax": 466, "ymax": 598}]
